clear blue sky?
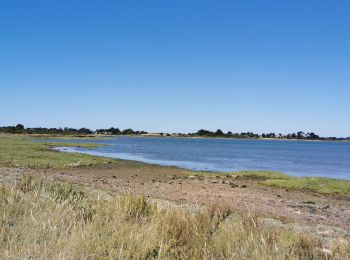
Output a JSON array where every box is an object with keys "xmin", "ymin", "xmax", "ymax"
[{"xmin": 1, "ymin": 1, "xmax": 349, "ymax": 137}]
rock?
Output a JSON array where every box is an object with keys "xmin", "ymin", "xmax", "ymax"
[
  {"xmin": 229, "ymin": 182, "xmax": 238, "ymax": 188},
  {"xmin": 188, "ymin": 175, "xmax": 196, "ymax": 179},
  {"xmin": 302, "ymin": 201, "xmax": 315, "ymax": 205}
]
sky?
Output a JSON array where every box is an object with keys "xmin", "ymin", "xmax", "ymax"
[{"xmin": 1, "ymin": 1, "xmax": 349, "ymax": 137}]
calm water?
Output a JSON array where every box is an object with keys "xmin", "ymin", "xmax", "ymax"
[{"xmin": 52, "ymin": 136, "xmax": 350, "ymax": 179}]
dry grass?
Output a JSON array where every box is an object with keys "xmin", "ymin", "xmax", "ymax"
[{"xmin": 1, "ymin": 176, "xmax": 349, "ymax": 259}]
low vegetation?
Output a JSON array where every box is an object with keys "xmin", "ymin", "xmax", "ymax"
[
  {"xmin": 190, "ymin": 170, "xmax": 350, "ymax": 195},
  {"xmin": 232, "ymin": 171, "xmax": 350, "ymax": 195},
  {"xmin": 264, "ymin": 177, "xmax": 350, "ymax": 195},
  {"xmin": 0, "ymin": 134, "xmax": 113, "ymax": 169},
  {"xmin": 1, "ymin": 175, "xmax": 349, "ymax": 259},
  {"xmin": 231, "ymin": 170, "xmax": 291, "ymax": 180}
]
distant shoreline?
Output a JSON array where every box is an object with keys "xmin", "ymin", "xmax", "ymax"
[
  {"xmin": 94, "ymin": 134, "xmax": 350, "ymax": 143},
  {"xmin": 1, "ymin": 131, "xmax": 349, "ymax": 143},
  {"xmin": 1, "ymin": 125, "xmax": 349, "ymax": 142}
]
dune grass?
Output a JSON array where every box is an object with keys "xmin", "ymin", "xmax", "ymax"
[
  {"xmin": 1, "ymin": 175, "xmax": 349, "ymax": 259},
  {"xmin": 0, "ymin": 134, "xmax": 113, "ymax": 169}
]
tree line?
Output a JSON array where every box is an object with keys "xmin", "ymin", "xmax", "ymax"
[
  {"xmin": 0, "ymin": 124, "xmax": 93, "ymax": 135},
  {"xmin": 96, "ymin": 127, "xmax": 147, "ymax": 135},
  {"xmin": 188, "ymin": 129, "xmax": 350, "ymax": 141},
  {"xmin": 0, "ymin": 124, "xmax": 147, "ymax": 136},
  {"xmin": 189, "ymin": 129, "xmax": 322, "ymax": 140},
  {"xmin": 1, "ymin": 124, "xmax": 349, "ymax": 141}
]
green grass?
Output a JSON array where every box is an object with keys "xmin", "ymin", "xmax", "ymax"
[
  {"xmin": 186, "ymin": 170, "xmax": 290, "ymax": 180},
  {"xmin": 231, "ymin": 170, "xmax": 291, "ymax": 180},
  {"xmin": 1, "ymin": 175, "xmax": 349, "ymax": 259},
  {"xmin": 229, "ymin": 171, "xmax": 350, "ymax": 195},
  {"xmin": 264, "ymin": 177, "xmax": 350, "ymax": 195},
  {"xmin": 0, "ymin": 134, "xmax": 113, "ymax": 169},
  {"xmin": 187, "ymin": 170, "xmax": 350, "ymax": 195}
]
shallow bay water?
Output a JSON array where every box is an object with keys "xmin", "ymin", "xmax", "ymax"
[{"xmin": 52, "ymin": 136, "xmax": 350, "ymax": 179}]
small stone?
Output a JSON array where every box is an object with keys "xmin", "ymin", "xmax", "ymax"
[
  {"xmin": 230, "ymin": 182, "xmax": 238, "ymax": 188},
  {"xmin": 302, "ymin": 201, "xmax": 315, "ymax": 205}
]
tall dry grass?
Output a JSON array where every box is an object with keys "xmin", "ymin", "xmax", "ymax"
[{"xmin": 1, "ymin": 175, "xmax": 349, "ymax": 259}]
